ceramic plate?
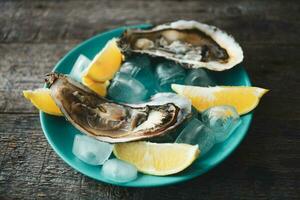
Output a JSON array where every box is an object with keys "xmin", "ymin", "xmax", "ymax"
[{"xmin": 40, "ymin": 25, "xmax": 252, "ymax": 187}]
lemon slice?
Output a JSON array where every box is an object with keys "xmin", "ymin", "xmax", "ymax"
[
  {"xmin": 171, "ymin": 84, "xmax": 268, "ymax": 115},
  {"xmin": 23, "ymin": 88, "xmax": 62, "ymax": 116},
  {"xmin": 82, "ymin": 38, "xmax": 123, "ymax": 82},
  {"xmin": 114, "ymin": 142, "xmax": 200, "ymax": 176},
  {"xmin": 82, "ymin": 76, "xmax": 109, "ymax": 97}
]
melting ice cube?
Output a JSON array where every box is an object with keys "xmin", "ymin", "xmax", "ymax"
[
  {"xmin": 102, "ymin": 158, "xmax": 138, "ymax": 183},
  {"xmin": 72, "ymin": 134, "xmax": 113, "ymax": 165},
  {"xmin": 184, "ymin": 68, "xmax": 216, "ymax": 86},
  {"xmin": 176, "ymin": 118, "xmax": 215, "ymax": 156},
  {"xmin": 108, "ymin": 72, "xmax": 148, "ymax": 103},
  {"xmin": 201, "ymin": 106, "xmax": 241, "ymax": 143},
  {"xmin": 120, "ymin": 62, "xmax": 142, "ymax": 77},
  {"xmin": 119, "ymin": 55, "xmax": 152, "ymax": 77},
  {"xmin": 120, "ymin": 55, "xmax": 158, "ymax": 95},
  {"xmin": 69, "ymin": 55, "xmax": 91, "ymax": 82},
  {"xmin": 155, "ymin": 61, "xmax": 186, "ymax": 92}
]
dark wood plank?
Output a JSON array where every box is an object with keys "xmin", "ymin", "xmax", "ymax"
[
  {"xmin": 0, "ymin": 43, "xmax": 76, "ymax": 90},
  {"xmin": 0, "ymin": 0, "xmax": 299, "ymax": 44}
]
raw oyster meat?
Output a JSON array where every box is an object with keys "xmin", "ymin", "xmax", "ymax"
[
  {"xmin": 46, "ymin": 73, "xmax": 190, "ymax": 143},
  {"xmin": 118, "ymin": 20, "xmax": 243, "ymax": 71}
]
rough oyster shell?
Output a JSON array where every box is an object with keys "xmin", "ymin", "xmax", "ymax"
[
  {"xmin": 118, "ymin": 20, "xmax": 243, "ymax": 71},
  {"xmin": 46, "ymin": 73, "xmax": 190, "ymax": 143}
]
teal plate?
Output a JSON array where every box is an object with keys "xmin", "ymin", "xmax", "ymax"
[{"xmin": 40, "ymin": 25, "xmax": 252, "ymax": 187}]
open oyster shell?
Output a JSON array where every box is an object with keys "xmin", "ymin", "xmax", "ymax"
[
  {"xmin": 118, "ymin": 20, "xmax": 243, "ymax": 71},
  {"xmin": 46, "ymin": 73, "xmax": 190, "ymax": 143}
]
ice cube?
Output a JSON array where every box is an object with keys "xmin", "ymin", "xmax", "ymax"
[
  {"xmin": 120, "ymin": 55, "xmax": 152, "ymax": 77},
  {"xmin": 69, "ymin": 55, "xmax": 91, "ymax": 82},
  {"xmin": 184, "ymin": 68, "xmax": 216, "ymax": 86},
  {"xmin": 120, "ymin": 61, "xmax": 142, "ymax": 77},
  {"xmin": 120, "ymin": 55, "xmax": 158, "ymax": 95},
  {"xmin": 108, "ymin": 72, "xmax": 148, "ymax": 103},
  {"xmin": 155, "ymin": 61, "xmax": 186, "ymax": 92},
  {"xmin": 201, "ymin": 106, "xmax": 241, "ymax": 143},
  {"xmin": 176, "ymin": 118, "xmax": 215, "ymax": 156},
  {"xmin": 72, "ymin": 134, "xmax": 113, "ymax": 165},
  {"xmin": 102, "ymin": 158, "xmax": 138, "ymax": 183}
]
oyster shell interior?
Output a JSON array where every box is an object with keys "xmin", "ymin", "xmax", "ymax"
[
  {"xmin": 123, "ymin": 29, "xmax": 229, "ymax": 63},
  {"xmin": 46, "ymin": 73, "xmax": 189, "ymax": 143}
]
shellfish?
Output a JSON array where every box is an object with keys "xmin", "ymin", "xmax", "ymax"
[
  {"xmin": 46, "ymin": 73, "xmax": 191, "ymax": 143},
  {"xmin": 118, "ymin": 20, "xmax": 243, "ymax": 71}
]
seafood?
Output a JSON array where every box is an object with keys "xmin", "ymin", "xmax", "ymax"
[
  {"xmin": 46, "ymin": 73, "xmax": 190, "ymax": 143},
  {"xmin": 118, "ymin": 20, "xmax": 243, "ymax": 71}
]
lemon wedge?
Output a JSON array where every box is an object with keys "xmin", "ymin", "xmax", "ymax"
[
  {"xmin": 23, "ymin": 88, "xmax": 62, "ymax": 116},
  {"xmin": 114, "ymin": 141, "xmax": 200, "ymax": 176},
  {"xmin": 171, "ymin": 84, "xmax": 268, "ymax": 115},
  {"xmin": 82, "ymin": 38, "xmax": 123, "ymax": 82},
  {"xmin": 82, "ymin": 76, "xmax": 109, "ymax": 97}
]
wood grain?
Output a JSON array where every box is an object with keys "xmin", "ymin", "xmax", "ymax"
[
  {"xmin": 1, "ymin": 1, "xmax": 299, "ymax": 44},
  {"xmin": 0, "ymin": 0, "xmax": 299, "ymax": 199}
]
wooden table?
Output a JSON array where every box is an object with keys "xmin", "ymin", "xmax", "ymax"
[{"xmin": 1, "ymin": 0, "xmax": 299, "ymax": 199}]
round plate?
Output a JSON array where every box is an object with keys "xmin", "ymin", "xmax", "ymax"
[{"xmin": 40, "ymin": 25, "xmax": 252, "ymax": 187}]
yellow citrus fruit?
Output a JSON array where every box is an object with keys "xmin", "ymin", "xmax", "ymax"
[
  {"xmin": 82, "ymin": 38, "xmax": 123, "ymax": 82},
  {"xmin": 23, "ymin": 88, "xmax": 62, "ymax": 116},
  {"xmin": 171, "ymin": 84, "xmax": 268, "ymax": 115},
  {"xmin": 113, "ymin": 141, "xmax": 200, "ymax": 176},
  {"xmin": 82, "ymin": 76, "xmax": 109, "ymax": 97}
]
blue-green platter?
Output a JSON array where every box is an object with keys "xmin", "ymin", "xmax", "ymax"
[{"xmin": 40, "ymin": 25, "xmax": 252, "ymax": 187}]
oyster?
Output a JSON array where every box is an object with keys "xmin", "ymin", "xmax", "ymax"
[
  {"xmin": 46, "ymin": 73, "xmax": 190, "ymax": 143},
  {"xmin": 118, "ymin": 20, "xmax": 243, "ymax": 71}
]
